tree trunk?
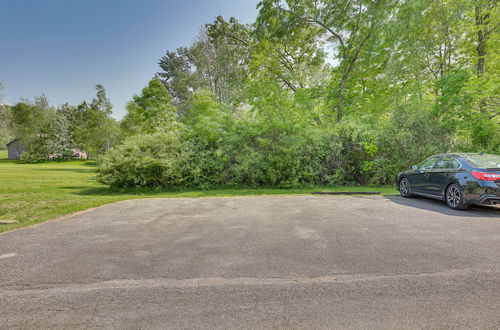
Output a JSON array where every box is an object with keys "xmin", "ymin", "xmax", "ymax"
[
  {"xmin": 475, "ymin": 4, "xmax": 494, "ymax": 113},
  {"xmin": 475, "ymin": 5, "xmax": 487, "ymax": 76},
  {"xmin": 337, "ymin": 74, "xmax": 348, "ymax": 122}
]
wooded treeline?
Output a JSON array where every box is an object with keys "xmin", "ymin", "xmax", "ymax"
[
  {"xmin": 0, "ymin": 85, "xmax": 119, "ymax": 162},
  {"xmin": 2, "ymin": 0, "xmax": 499, "ymax": 187}
]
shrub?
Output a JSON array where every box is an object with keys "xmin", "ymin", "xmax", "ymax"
[
  {"xmin": 97, "ymin": 116, "xmax": 383, "ymax": 188},
  {"xmin": 99, "ymin": 89, "xmax": 479, "ymax": 189},
  {"xmin": 97, "ymin": 131, "xmax": 187, "ymax": 187},
  {"xmin": 368, "ymin": 108, "xmax": 455, "ymax": 184}
]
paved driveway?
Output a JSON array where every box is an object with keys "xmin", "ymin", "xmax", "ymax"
[{"xmin": 0, "ymin": 196, "xmax": 499, "ymax": 329}]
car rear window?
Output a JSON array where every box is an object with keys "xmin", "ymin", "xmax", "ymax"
[{"xmin": 461, "ymin": 154, "xmax": 500, "ymax": 169}]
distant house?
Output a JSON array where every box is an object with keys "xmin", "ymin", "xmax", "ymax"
[
  {"xmin": 6, "ymin": 137, "xmax": 88, "ymax": 160},
  {"xmin": 6, "ymin": 138, "xmax": 25, "ymax": 160},
  {"xmin": 72, "ymin": 149, "xmax": 88, "ymax": 160}
]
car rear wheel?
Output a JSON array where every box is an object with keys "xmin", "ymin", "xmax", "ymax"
[
  {"xmin": 399, "ymin": 178, "xmax": 412, "ymax": 198},
  {"xmin": 446, "ymin": 184, "xmax": 468, "ymax": 210}
]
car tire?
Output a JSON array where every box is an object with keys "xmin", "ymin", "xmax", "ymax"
[
  {"xmin": 399, "ymin": 178, "xmax": 412, "ymax": 198},
  {"xmin": 445, "ymin": 184, "xmax": 468, "ymax": 210}
]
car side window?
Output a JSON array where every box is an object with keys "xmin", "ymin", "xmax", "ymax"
[
  {"xmin": 434, "ymin": 156, "xmax": 461, "ymax": 169},
  {"xmin": 418, "ymin": 157, "xmax": 439, "ymax": 170}
]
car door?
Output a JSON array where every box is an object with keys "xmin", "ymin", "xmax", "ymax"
[
  {"xmin": 427, "ymin": 156, "xmax": 462, "ymax": 197},
  {"xmin": 408, "ymin": 156, "xmax": 440, "ymax": 193}
]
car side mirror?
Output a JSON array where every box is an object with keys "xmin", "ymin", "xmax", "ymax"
[{"xmin": 411, "ymin": 165, "xmax": 418, "ymax": 171}]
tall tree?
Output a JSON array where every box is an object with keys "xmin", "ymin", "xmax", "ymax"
[
  {"xmin": 253, "ymin": 15, "xmax": 328, "ymax": 94},
  {"xmin": 72, "ymin": 85, "xmax": 119, "ymax": 158},
  {"xmin": 158, "ymin": 17, "xmax": 252, "ymax": 110},
  {"xmin": 157, "ymin": 47, "xmax": 200, "ymax": 110},
  {"xmin": 197, "ymin": 16, "xmax": 251, "ymax": 105},
  {"xmin": 470, "ymin": 0, "xmax": 499, "ymax": 120},
  {"xmin": 121, "ymin": 78, "xmax": 177, "ymax": 135},
  {"xmin": 8, "ymin": 96, "xmax": 77, "ymax": 160},
  {"xmin": 474, "ymin": 0, "xmax": 498, "ymax": 76},
  {"xmin": 257, "ymin": 0, "xmax": 391, "ymax": 122},
  {"xmin": 9, "ymin": 95, "xmax": 51, "ymax": 144},
  {"xmin": 91, "ymin": 84, "xmax": 113, "ymax": 115}
]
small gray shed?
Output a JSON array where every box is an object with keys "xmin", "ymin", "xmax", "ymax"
[{"xmin": 6, "ymin": 138, "xmax": 25, "ymax": 160}]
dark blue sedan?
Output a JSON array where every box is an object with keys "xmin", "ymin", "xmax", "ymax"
[{"xmin": 397, "ymin": 153, "xmax": 500, "ymax": 209}]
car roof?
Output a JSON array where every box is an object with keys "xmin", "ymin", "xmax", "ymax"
[
  {"xmin": 431, "ymin": 153, "xmax": 495, "ymax": 158},
  {"xmin": 427, "ymin": 153, "xmax": 461, "ymax": 158}
]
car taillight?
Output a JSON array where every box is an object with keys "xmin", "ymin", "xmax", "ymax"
[{"xmin": 471, "ymin": 171, "xmax": 500, "ymax": 181}]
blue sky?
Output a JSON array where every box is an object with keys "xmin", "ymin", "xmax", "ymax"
[{"xmin": 0, "ymin": 0, "xmax": 259, "ymax": 119}]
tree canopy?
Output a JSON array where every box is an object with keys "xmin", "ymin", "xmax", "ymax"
[
  {"xmin": 4, "ymin": 85, "xmax": 119, "ymax": 161},
  {"xmin": 3, "ymin": 2, "xmax": 498, "ymax": 187},
  {"xmin": 103, "ymin": 1, "xmax": 498, "ymax": 187}
]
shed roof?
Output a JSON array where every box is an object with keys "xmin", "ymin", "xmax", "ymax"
[{"xmin": 6, "ymin": 138, "xmax": 19, "ymax": 146}]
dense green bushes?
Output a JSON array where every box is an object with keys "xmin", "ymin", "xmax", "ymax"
[
  {"xmin": 97, "ymin": 131, "xmax": 186, "ymax": 187},
  {"xmin": 97, "ymin": 91, "xmax": 461, "ymax": 188}
]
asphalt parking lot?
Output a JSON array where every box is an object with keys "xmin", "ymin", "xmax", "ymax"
[{"xmin": 1, "ymin": 196, "xmax": 499, "ymax": 329}]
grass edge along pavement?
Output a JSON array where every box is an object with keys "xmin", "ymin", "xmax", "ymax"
[{"xmin": 0, "ymin": 151, "xmax": 397, "ymax": 233}]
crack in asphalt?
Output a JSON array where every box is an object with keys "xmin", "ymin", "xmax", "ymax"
[{"xmin": 1, "ymin": 268, "xmax": 496, "ymax": 294}]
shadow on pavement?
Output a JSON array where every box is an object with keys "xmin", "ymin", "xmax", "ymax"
[{"xmin": 385, "ymin": 195, "xmax": 500, "ymax": 218}]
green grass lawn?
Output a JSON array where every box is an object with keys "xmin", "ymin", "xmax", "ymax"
[{"xmin": 0, "ymin": 150, "xmax": 397, "ymax": 232}]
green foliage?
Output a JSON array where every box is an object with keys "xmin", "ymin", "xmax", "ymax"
[
  {"xmin": 0, "ymin": 83, "xmax": 12, "ymax": 149},
  {"xmin": 100, "ymin": 91, "xmax": 386, "ymax": 188},
  {"xmin": 121, "ymin": 78, "xmax": 177, "ymax": 135},
  {"xmin": 157, "ymin": 16, "xmax": 251, "ymax": 110},
  {"xmin": 20, "ymin": 109, "xmax": 75, "ymax": 162},
  {"xmin": 0, "ymin": 105, "xmax": 13, "ymax": 150},
  {"xmin": 6, "ymin": 85, "xmax": 119, "ymax": 162},
  {"xmin": 98, "ymin": 131, "xmax": 187, "ymax": 187},
  {"xmin": 256, "ymin": 0, "xmax": 393, "ymax": 121},
  {"xmin": 70, "ymin": 86, "xmax": 120, "ymax": 158},
  {"xmin": 6, "ymin": 2, "xmax": 500, "ymax": 187},
  {"xmin": 91, "ymin": 84, "xmax": 113, "ymax": 115},
  {"xmin": 157, "ymin": 47, "xmax": 200, "ymax": 108},
  {"xmin": 100, "ymin": 0, "xmax": 499, "ymax": 188},
  {"xmin": 199, "ymin": 16, "xmax": 251, "ymax": 105},
  {"xmin": 9, "ymin": 96, "xmax": 51, "ymax": 144},
  {"xmin": 369, "ymin": 108, "xmax": 455, "ymax": 184},
  {"xmin": 8, "ymin": 96, "xmax": 76, "ymax": 162}
]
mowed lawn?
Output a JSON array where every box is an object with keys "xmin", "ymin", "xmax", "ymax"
[{"xmin": 0, "ymin": 150, "xmax": 397, "ymax": 232}]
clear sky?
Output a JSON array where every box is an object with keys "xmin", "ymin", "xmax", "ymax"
[{"xmin": 0, "ymin": 0, "xmax": 259, "ymax": 119}]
